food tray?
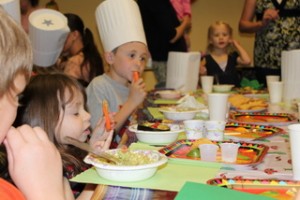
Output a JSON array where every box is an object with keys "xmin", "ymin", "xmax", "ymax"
[
  {"xmin": 229, "ymin": 112, "xmax": 297, "ymax": 126},
  {"xmin": 207, "ymin": 178, "xmax": 300, "ymax": 199},
  {"xmin": 224, "ymin": 122, "xmax": 285, "ymax": 141},
  {"xmin": 158, "ymin": 139, "xmax": 269, "ymax": 167}
]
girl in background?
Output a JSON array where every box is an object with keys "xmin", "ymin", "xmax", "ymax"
[
  {"xmin": 200, "ymin": 21, "xmax": 251, "ymax": 87},
  {"xmin": 57, "ymin": 13, "xmax": 104, "ymax": 87},
  {"xmin": 15, "ymin": 73, "xmax": 114, "ymax": 199}
]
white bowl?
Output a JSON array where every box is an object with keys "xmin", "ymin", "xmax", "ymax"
[
  {"xmin": 155, "ymin": 90, "xmax": 181, "ymax": 99},
  {"xmin": 213, "ymin": 84, "xmax": 234, "ymax": 93},
  {"xmin": 159, "ymin": 107, "xmax": 202, "ymax": 121},
  {"xmin": 84, "ymin": 149, "xmax": 168, "ymax": 182},
  {"xmin": 129, "ymin": 124, "xmax": 184, "ymax": 145}
]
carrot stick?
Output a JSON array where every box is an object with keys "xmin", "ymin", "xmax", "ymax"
[
  {"xmin": 133, "ymin": 71, "xmax": 139, "ymax": 82},
  {"xmin": 102, "ymin": 100, "xmax": 111, "ymax": 131}
]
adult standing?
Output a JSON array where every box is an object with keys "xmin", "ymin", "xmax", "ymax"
[
  {"xmin": 239, "ymin": 0, "xmax": 300, "ymax": 87},
  {"xmin": 137, "ymin": 0, "xmax": 189, "ymax": 88}
]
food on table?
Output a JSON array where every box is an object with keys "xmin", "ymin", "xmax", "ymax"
[
  {"xmin": 137, "ymin": 121, "xmax": 170, "ymax": 131},
  {"xmin": 234, "ymin": 115, "xmax": 289, "ymax": 123},
  {"xmin": 89, "ymin": 150, "xmax": 156, "ymax": 166},
  {"xmin": 186, "ymin": 138, "xmax": 213, "ymax": 158},
  {"xmin": 228, "ymin": 94, "xmax": 267, "ymax": 110},
  {"xmin": 224, "ymin": 124, "xmax": 279, "ymax": 140},
  {"xmin": 186, "ymin": 148, "xmax": 200, "ymax": 158}
]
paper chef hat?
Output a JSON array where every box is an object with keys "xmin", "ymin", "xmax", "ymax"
[
  {"xmin": 95, "ymin": 0, "xmax": 147, "ymax": 52},
  {"xmin": 0, "ymin": 0, "xmax": 21, "ymax": 23},
  {"xmin": 29, "ymin": 9, "xmax": 70, "ymax": 67}
]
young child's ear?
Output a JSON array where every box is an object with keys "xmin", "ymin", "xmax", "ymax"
[{"xmin": 104, "ymin": 52, "xmax": 114, "ymax": 64}]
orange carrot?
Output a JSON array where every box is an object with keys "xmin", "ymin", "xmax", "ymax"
[
  {"xmin": 102, "ymin": 100, "xmax": 111, "ymax": 131},
  {"xmin": 133, "ymin": 71, "xmax": 139, "ymax": 82}
]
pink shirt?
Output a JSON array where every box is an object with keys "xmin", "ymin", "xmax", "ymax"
[{"xmin": 170, "ymin": 0, "xmax": 191, "ymax": 20}]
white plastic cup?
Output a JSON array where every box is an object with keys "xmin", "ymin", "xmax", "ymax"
[
  {"xmin": 204, "ymin": 120, "xmax": 226, "ymax": 141},
  {"xmin": 183, "ymin": 120, "xmax": 204, "ymax": 140},
  {"xmin": 207, "ymin": 93, "xmax": 229, "ymax": 121},
  {"xmin": 198, "ymin": 144, "xmax": 219, "ymax": 162},
  {"xmin": 201, "ymin": 76, "xmax": 214, "ymax": 94},
  {"xmin": 268, "ymin": 81, "xmax": 283, "ymax": 103},
  {"xmin": 220, "ymin": 143, "xmax": 240, "ymax": 163},
  {"xmin": 266, "ymin": 75, "xmax": 280, "ymax": 89},
  {"xmin": 288, "ymin": 124, "xmax": 300, "ymax": 180}
]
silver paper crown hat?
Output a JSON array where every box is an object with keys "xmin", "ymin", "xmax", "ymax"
[
  {"xmin": 0, "ymin": 0, "xmax": 20, "ymax": 23},
  {"xmin": 29, "ymin": 9, "xmax": 70, "ymax": 67},
  {"xmin": 95, "ymin": 0, "xmax": 147, "ymax": 52}
]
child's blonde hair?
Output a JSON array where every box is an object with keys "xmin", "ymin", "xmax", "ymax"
[
  {"xmin": 206, "ymin": 20, "xmax": 234, "ymax": 54},
  {"xmin": 0, "ymin": 7, "xmax": 33, "ymax": 97}
]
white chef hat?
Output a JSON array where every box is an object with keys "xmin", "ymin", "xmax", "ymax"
[
  {"xmin": 0, "ymin": 0, "xmax": 20, "ymax": 23},
  {"xmin": 95, "ymin": 0, "xmax": 147, "ymax": 52},
  {"xmin": 29, "ymin": 9, "xmax": 70, "ymax": 67}
]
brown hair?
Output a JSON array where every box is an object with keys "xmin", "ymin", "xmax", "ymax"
[
  {"xmin": 15, "ymin": 73, "xmax": 89, "ymax": 176},
  {"xmin": 206, "ymin": 21, "xmax": 234, "ymax": 54},
  {"xmin": 0, "ymin": 7, "xmax": 32, "ymax": 97}
]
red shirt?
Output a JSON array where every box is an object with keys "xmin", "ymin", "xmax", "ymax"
[{"xmin": 0, "ymin": 178, "xmax": 25, "ymax": 200}]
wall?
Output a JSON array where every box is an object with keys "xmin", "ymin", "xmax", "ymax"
[{"xmin": 39, "ymin": 0, "xmax": 255, "ymax": 90}]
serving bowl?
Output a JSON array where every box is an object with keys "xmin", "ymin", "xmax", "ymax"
[
  {"xmin": 84, "ymin": 149, "xmax": 168, "ymax": 182},
  {"xmin": 159, "ymin": 107, "xmax": 202, "ymax": 121},
  {"xmin": 213, "ymin": 84, "xmax": 234, "ymax": 93},
  {"xmin": 155, "ymin": 90, "xmax": 181, "ymax": 99},
  {"xmin": 129, "ymin": 123, "xmax": 184, "ymax": 145}
]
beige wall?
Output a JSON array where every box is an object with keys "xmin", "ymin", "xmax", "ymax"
[{"xmin": 39, "ymin": 0, "xmax": 255, "ymax": 90}]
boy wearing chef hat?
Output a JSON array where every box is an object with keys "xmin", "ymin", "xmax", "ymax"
[{"xmin": 86, "ymin": 0, "xmax": 149, "ymax": 146}]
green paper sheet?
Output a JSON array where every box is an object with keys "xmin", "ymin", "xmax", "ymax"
[
  {"xmin": 147, "ymin": 107, "xmax": 164, "ymax": 119},
  {"xmin": 153, "ymin": 99, "xmax": 179, "ymax": 104},
  {"xmin": 71, "ymin": 143, "xmax": 221, "ymax": 191},
  {"xmin": 175, "ymin": 182, "xmax": 273, "ymax": 200},
  {"xmin": 71, "ymin": 161, "xmax": 221, "ymax": 192}
]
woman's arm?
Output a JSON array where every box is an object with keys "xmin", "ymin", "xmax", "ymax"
[
  {"xmin": 239, "ymin": 0, "xmax": 279, "ymax": 33},
  {"xmin": 239, "ymin": 0, "xmax": 263, "ymax": 33},
  {"xmin": 232, "ymin": 40, "xmax": 252, "ymax": 66}
]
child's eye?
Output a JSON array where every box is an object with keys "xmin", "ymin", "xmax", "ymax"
[
  {"xmin": 73, "ymin": 112, "xmax": 79, "ymax": 116},
  {"xmin": 129, "ymin": 53, "xmax": 135, "ymax": 58}
]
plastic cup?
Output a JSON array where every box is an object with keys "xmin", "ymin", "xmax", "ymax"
[
  {"xmin": 266, "ymin": 75, "xmax": 280, "ymax": 89},
  {"xmin": 288, "ymin": 124, "xmax": 300, "ymax": 180},
  {"xmin": 220, "ymin": 143, "xmax": 240, "ymax": 163},
  {"xmin": 201, "ymin": 76, "xmax": 214, "ymax": 94},
  {"xmin": 183, "ymin": 120, "xmax": 204, "ymax": 140},
  {"xmin": 268, "ymin": 81, "xmax": 283, "ymax": 103},
  {"xmin": 198, "ymin": 144, "xmax": 218, "ymax": 162},
  {"xmin": 204, "ymin": 120, "xmax": 226, "ymax": 141},
  {"xmin": 207, "ymin": 93, "xmax": 229, "ymax": 121}
]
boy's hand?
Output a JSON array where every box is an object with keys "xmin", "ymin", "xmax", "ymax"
[
  {"xmin": 4, "ymin": 125, "xmax": 65, "ymax": 200},
  {"xmin": 129, "ymin": 78, "xmax": 147, "ymax": 107}
]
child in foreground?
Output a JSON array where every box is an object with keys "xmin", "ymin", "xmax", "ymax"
[
  {"xmin": 200, "ymin": 21, "xmax": 251, "ymax": 87},
  {"xmin": 0, "ymin": 6, "xmax": 66, "ymax": 200},
  {"xmin": 15, "ymin": 73, "xmax": 114, "ymax": 199}
]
